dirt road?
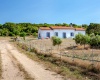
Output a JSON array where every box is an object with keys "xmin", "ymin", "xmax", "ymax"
[{"xmin": 0, "ymin": 40, "xmax": 63, "ymax": 80}]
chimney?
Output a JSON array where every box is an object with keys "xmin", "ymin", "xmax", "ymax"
[{"xmin": 70, "ymin": 23, "xmax": 73, "ymax": 27}]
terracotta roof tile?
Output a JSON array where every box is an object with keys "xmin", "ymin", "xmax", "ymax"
[
  {"xmin": 39, "ymin": 27, "xmax": 51, "ymax": 30},
  {"xmin": 75, "ymin": 28, "xmax": 85, "ymax": 31},
  {"xmin": 39, "ymin": 26, "xmax": 85, "ymax": 31},
  {"xmin": 51, "ymin": 26, "xmax": 75, "ymax": 30}
]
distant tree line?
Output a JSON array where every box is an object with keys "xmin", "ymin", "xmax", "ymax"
[
  {"xmin": 0, "ymin": 22, "xmax": 84, "ymax": 37},
  {"xmin": 0, "ymin": 22, "xmax": 100, "ymax": 37}
]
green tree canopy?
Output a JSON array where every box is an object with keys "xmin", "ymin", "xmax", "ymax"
[
  {"xmin": 86, "ymin": 23, "xmax": 100, "ymax": 35},
  {"xmin": 51, "ymin": 36, "xmax": 62, "ymax": 46}
]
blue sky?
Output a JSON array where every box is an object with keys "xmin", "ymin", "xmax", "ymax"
[{"xmin": 0, "ymin": 0, "xmax": 100, "ymax": 25}]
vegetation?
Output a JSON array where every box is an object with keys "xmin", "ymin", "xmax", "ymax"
[
  {"xmin": 51, "ymin": 36, "xmax": 62, "ymax": 46},
  {"xmin": 90, "ymin": 34, "xmax": 100, "ymax": 47},
  {"xmin": 87, "ymin": 23, "xmax": 100, "ymax": 35},
  {"xmin": 20, "ymin": 32, "xmax": 26, "ymax": 40},
  {"xmin": 0, "ymin": 22, "xmax": 85, "ymax": 37},
  {"xmin": 74, "ymin": 33, "xmax": 100, "ymax": 48},
  {"xmin": 74, "ymin": 34, "xmax": 90, "ymax": 48},
  {"xmin": 33, "ymin": 32, "xmax": 38, "ymax": 38},
  {"xmin": 16, "ymin": 42, "xmax": 90, "ymax": 80},
  {"xmin": 16, "ymin": 41, "xmax": 100, "ymax": 80},
  {"xmin": 0, "ymin": 22, "xmax": 100, "ymax": 38}
]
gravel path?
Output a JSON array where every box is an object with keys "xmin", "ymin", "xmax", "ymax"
[{"xmin": 0, "ymin": 40, "xmax": 63, "ymax": 80}]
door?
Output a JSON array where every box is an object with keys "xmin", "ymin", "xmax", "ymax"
[
  {"xmin": 46, "ymin": 32, "xmax": 50, "ymax": 38},
  {"xmin": 63, "ymin": 32, "xmax": 66, "ymax": 38},
  {"xmin": 38, "ymin": 33, "xmax": 41, "ymax": 39}
]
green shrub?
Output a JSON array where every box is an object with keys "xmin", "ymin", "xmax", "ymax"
[
  {"xmin": 51, "ymin": 36, "xmax": 62, "ymax": 46},
  {"xmin": 74, "ymin": 34, "xmax": 90, "ymax": 48},
  {"xmin": 33, "ymin": 32, "xmax": 37, "ymax": 38}
]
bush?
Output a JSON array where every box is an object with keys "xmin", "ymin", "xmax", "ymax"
[
  {"xmin": 51, "ymin": 36, "xmax": 62, "ymax": 46},
  {"xmin": 20, "ymin": 32, "xmax": 26, "ymax": 40},
  {"xmin": 20, "ymin": 32, "xmax": 26, "ymax": 37},
  {"xmin": 75, "ymin": 33, "xmax": 100, "ymax": 48},
  {"xmin": 33, "ymin": 32, "xmax": 37, "ymax": 38},
  {"xmin": 75, "ymin": 34, "xmax": 90, "ymax": 48},
  {"xmin": 74, "ymin": 33, "xmax": 83, "ymax": 45},
  {"xmin": 90, "ymin": 35, "xmax": 100, "ymax": 46}
]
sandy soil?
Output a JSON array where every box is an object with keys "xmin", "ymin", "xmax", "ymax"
[
  {"xmin": 0, "ymin": 40, "xmax": 63, "ymax": 80},
  {"xmin": 0, "ymin": 40, "xmax": 24, "ymax": 80}
]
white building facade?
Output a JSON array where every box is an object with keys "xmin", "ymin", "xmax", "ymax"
[{"xmin": 38, "ymin": 26, "xmax": 85, "ymax": 39}]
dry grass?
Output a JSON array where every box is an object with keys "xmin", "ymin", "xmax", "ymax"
[
  {"xmin": 0, "ymin": 51, "xmax": 2, "ymax": 79},
  {"xmin": 20, "ymin": 38, "xmax": 100, "ymax": 72},
  {"xmin": 15, "ymin": 42, "xmax": 91, "ymax": 80},
  {"xmin": 12, "ymin": 37, "xmax": 100, "ymax": 79},
  {"xmin": 0, "ymin": 37, "xmax": 11, "ymax": 40}
]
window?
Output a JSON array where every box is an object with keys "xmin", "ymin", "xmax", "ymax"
[
  {"xmin": 46, "ymin": 32, "xmax": 50, "ymax": 38},
  {"xmin": 70, "ymin": 32, "xmax": 74, "ymax": 36},
  {"xmin": 55, "ymin": 32, "xmax": 58, "ymax": 36}
]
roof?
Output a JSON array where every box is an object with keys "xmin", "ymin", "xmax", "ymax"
[
  {"xmin": 51, "ymin": 26, "xmax": 75, "ymax": 30},
  {"xmin": 75, "ymin": 28, "xmax": 85, "ymax": 31},
  {"xmin": 39, "ymin": 26, "xmax": 85, "ymax": 31},
  {"xmin": 39, "ymin": 27, "xmax": 51, "ymax": 30}
]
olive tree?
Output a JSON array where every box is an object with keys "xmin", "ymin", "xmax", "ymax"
[
  {"xmin": 51, "ymin": 36, "xmax": 62, "ymax": 49},
  {"xmin": 81, "ymin": 35, "xmax": 90, "ymax": 48},
  {"xmin": 74, "ymin": 34, "xmax": 90, "ymax": 48},
  {"xmin": 51, "ymin": 36, "xmax": 62, "ymax": 61},
  {"xmin": 90, "ymin": 35, "xmax": 100, "ymax": 47},
  {"xmin": 74, "ymin": 33, "xmax": 83, "ymax": 45}
]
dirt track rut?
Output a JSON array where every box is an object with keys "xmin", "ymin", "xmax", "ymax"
[{"xmin": 0, "ymin": 40, "xmax": 63, "ymax": 80}]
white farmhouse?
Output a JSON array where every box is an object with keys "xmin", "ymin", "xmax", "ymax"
[{"xmin": 38, "ymin": 26, "xmax": 85, "ymax": 39}]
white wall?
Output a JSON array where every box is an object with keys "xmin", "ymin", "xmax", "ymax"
[
  {"xmin": 38, "ymin": 29, "xmax": 54, "ymax": 38},
  {"xmin": 38, "ymin": 29, "xmax": 86, "ymax": 39},
  {"xmin": 53, "ymin": 29, "xmax": 75, "ymax": 38}
]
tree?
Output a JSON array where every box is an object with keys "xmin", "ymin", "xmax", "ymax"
[
  {"xmin": 33, "ymin": 32, "xmax": 37, "ymax": 38},
  {"xmin": 1, "ymin": 28, "xmax": 9, "ymax": 36},
  {"xmin": 81, "ymin": 35, "xmax": 90, "ymax": 48},
  {"xmin": 3, "ymin": 22, "xmax": 16, "ymax": 32},
  {"xmin": 74, "ymin": 33, "xmax": 83, "ymax": 45},
  {"xmin": 82, "ymin": 24, "xmax": 88, "ymax": 29},
  {"xmin": 20, "ymin": 32, "xmax": 26, "ymax": 40},
  {"xmin": 62, "ymin": 23, "xmax": 69, "ymax": 26},
  {"xmin": 51, "ymin": 36, "xmax": 62, "ymax": 49},
  {"xmin": 51, "ymin": 36, "xmax": 62, "ymax": 60},
  {"xmin": 0, "ymin": 24, "xmax": 2, "ymax": 29},
  {"xmin": 74, "ymin": 34, "xmax": 90, "ymax": 48},
  {"xmin": 86, "ymin": 23, "xmax": 100, "ymax": 35},
  {"xmin": 90, "ymin": 35, "xmax": 100, "ymax": 47}
]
